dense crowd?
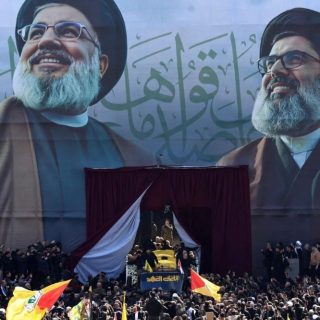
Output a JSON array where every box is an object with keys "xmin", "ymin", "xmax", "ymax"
[{"xmin": 1, "ymin": 240, "xmax": 320, "ymax": 319}]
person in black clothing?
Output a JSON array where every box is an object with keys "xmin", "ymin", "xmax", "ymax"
[
  {"xmin": 141, "ymin": 249, "xmax": 158, "ymax": 271},
  {"xmin": 284, "ymin": 244, "xmax": 298, "ymax": 259},
  {"xmin": 0, "ymin": 280, "xmax": 9, "ymax": 309},
  {"xmin": 180, "ymin": 250, "xmax": 192, "ymax": 275},
  {"xmin": 262, "ymin": 303, "xmax": 275, "ymax": 319},
  {"xmin": 164, "ymin": 300, "xmax": 178, "ymax": 319},
  {"xmin": 144, "ymin": 291, "xmax": 166, "ymax": 320},
  {"xmin": 272, "ymin": 245, "xmax": 289, "ymax": 283},
  {"xmin": 246, "ymin": 300, "xmax": 257, "ymax": 319},
  {"xmin": 293, "ymin": 300, "xmax": 304, "ymax": 320},
  {"xmin": 300, "ymin": 243, "xmax": 311, "ymax": 277}
]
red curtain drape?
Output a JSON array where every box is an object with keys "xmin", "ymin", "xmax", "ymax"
[{"xmin": 70, "ymin": 166, "xmax": 251, "ymax": 275}]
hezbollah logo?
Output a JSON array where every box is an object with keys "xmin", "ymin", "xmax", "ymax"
[{"xmin": 24, "ymin": 290, "xmax": 43, "ymax": 312}]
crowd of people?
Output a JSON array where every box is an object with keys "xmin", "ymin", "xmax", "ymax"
[
  {"xmin": 1, "ymin": 240, "xmax": 320, "ymax": 319},
  {"xmin": 261, "ymin": 241, "xmax": 320, "ymax": 283}
]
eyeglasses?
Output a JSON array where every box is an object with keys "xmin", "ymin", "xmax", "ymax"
[
  {"xmin": 257, "ymin": 50, "xmax": 320, "ymax": 76},
  {"xmin": 17, "ymin": 21, "xmax": 100, "ymax": 48}
]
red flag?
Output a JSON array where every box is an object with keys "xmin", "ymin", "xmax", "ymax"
[
  {"xmin": 38, "ymin": 280, "xmax": 71, "ymax": 309},
  {"xmin": 177, "ymin": 259, "xmax": 184, "ymax": 274},
  {"xmin": 191, "ymin": 270, "xmax": 221, "ymax": 302}
]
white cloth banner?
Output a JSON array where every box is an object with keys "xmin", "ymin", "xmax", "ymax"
[
  {"xmin": 173, "ymin": 214, "xmax": 201, "ymax": 270},
  {"xmin": 75, "ymin": 188, "xmax": 149, "ymax": 283}
]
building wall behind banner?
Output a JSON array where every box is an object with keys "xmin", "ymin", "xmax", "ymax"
[{"xmin": 1, "ymin": 1, "xmax": 320, "ymax": 273}]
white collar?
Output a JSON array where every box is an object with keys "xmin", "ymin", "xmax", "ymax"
[
  {"xmin": 280, "ymin": 128, "xmax": 320, "ymax": 154},
  {"xmin": 41, "ymin": 110, "xmax": 88, "ymax": 127}
]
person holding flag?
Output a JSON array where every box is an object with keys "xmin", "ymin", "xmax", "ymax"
[
  {"xmin": 141, "ymin": 249, "xmax": 158, "ymax": 272},
  {"xmin": 6, "ymin": 279, "xmax": 70, "ymax": 320},
  {"xmin": 68, "ymin": 295, "xmax": 91, "ymax": 320},
  {"xmin": 68, "ymin": 300, "xmax": 85, "ymax": 320},
  {"xmin": 191, "ymin": 270, "xmax": 221, "ymax": 302}
]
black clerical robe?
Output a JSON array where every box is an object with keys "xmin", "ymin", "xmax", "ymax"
[
  {"xmin": 0, "ymin": 97, "xmax": 154, "ymax": 250},
  {"xmin": 218, "ymin": 136, "xmax": 320, "ymax": 210}
]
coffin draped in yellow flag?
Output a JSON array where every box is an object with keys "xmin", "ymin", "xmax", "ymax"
[
  {"xmin": 6, "ymin": 279, "xmax": 71, "ymax": 320},
  {"xmin": 191, "ymin": 270, "xmax": 221, "ymax": 302}
]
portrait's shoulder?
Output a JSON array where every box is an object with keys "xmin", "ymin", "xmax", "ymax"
[
  {"xmin": 0, "ymin": 96, "xmax": 23, "ymax": 109},
  {"xmin": 0, "ymin": 97, "xmax": 26, "ymax": 120},
  {"xmin": 217, "ymin": 137, "xmax": 266, "ymax": 166}
]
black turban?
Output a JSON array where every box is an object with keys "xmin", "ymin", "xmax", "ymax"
[
  {"xmin": 15, "ymin": 0, "xmax": 127, "ymax": 104},
  {"xmin": 260, "ymin": 7, "xmax": 320, "ymax": 58}
]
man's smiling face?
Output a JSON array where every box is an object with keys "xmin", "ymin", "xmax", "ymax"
[
  {"xmin": 12, "ymin": 4, "xmax": 109, "ymax": 114},
  {"xmin": 252, "ymin": 35, "xmax": 320, "ymax": 137},
  {"xmin": 20, "ymin": 4, "xmax": 98, "ymax": 79}
]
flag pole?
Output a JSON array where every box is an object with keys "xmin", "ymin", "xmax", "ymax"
[
  {"xmin": 88, "ymin": 285, "xmax": 93, "ymax": 320},
  {"xmin": 121, "ymin": 291, "xmax": 127, "ymax": 320}
]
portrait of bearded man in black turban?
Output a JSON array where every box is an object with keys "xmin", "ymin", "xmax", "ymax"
[{"xmin": 0, "ymin": 0, "xmax": 154, "ymax": 251}]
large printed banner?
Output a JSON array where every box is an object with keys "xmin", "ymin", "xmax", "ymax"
[
  {"xmin": 0, "ymin": 0, "xmax": 320, "ymax": 262},
  {"xmin": 3, "ymin": 1, "xmax": 319, "ymax": 165}
]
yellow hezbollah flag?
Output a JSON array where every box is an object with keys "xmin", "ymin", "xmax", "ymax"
[
  {"xmin": 6, "ymin": 279, "xmax": 70, "ymax": 320},
  {"xmin": 121, "ymin": 292, "xmax": 127, "ymax": 320},
  {"xmin": 191, "ymin": 270, "xmax": 221, "ymax": 302},
  {"xmin": 144, "ymin": 260, "xmax": 153, "ymax": 273},
  {"xmin": 68, "ymin": 300, "xmax": 84, "ymax": 320}
]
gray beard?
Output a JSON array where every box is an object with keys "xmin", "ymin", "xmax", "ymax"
[
  {"xmin": 12, "ymin": 50, "xmax": 101, "ymax": 114},
  {"xmin": 252, "ymin": 80, "xmax": 320, "ymax": 137}
]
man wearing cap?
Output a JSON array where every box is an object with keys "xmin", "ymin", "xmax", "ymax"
[
  {"xmin": 218, "ymin": 7, "xmax": 320, "ymax": 209},
  {"xmin": 0, "ymin": 0, "xmax": 153, "ymax": 251}
]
